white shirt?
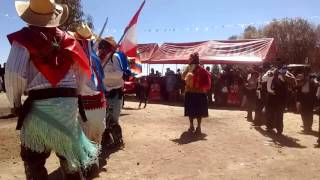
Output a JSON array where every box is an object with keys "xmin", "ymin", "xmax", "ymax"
[
  {"xmin": 102, "ymin": 53, "xmax": 124, "ymax": 91},
  {"xmin": 5, "ymin": 42, "xmax": 86, "ymax": 108},
  {"xmin": 262, "ymin": 69, "xmax": 285, "ymax": 94}
]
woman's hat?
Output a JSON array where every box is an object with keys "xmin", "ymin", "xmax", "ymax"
[
  {"xmin": 15, "ymin": 0, "xmax": 69, "ymax": 27},
  {"xmin": 188, "ymin": 52, "xmax": 200, "ymax": 65},
  {"xmin": 69, "ymin": 22, "xmax": 96, "ymax": 40}
]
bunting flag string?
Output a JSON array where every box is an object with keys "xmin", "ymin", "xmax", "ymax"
[
  {"xmin": 1, "ymin": 11, "xmax": 320, "ymax": 33},
  {"xmin": 102, "ymin": 16, "xmax": 320, "ymax": 35}
]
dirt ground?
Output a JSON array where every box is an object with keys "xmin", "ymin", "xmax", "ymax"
[{"xmin": 1, "ymin": 93, "xmax": 320, "ymax": 180}]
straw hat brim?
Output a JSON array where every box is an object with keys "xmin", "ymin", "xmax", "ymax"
[
  {"xmin": 68, "ymin": 31, "xmax": 97, "ymax": 40},
  {"xmin": 15, "ymin": 1, "xmax": 69, "ymax": 27}
]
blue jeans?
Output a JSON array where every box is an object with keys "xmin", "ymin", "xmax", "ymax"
[{"xmin": 107, "ymin": 94, "xmax": 123, "ymax": 124}]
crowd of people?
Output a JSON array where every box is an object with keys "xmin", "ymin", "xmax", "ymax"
[{"xmin": 135, "ymin": 59, "xmax": 320, "ymax": 136}]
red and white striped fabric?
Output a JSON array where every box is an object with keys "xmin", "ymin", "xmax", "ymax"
[{"xmin": 119, "ymin": 0, "xmax": 146, "ymax": 74}]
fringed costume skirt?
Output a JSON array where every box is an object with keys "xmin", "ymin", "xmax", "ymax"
[{"xmin": 20, "ymin": 97, "xmax": 99, "ymax": 172}]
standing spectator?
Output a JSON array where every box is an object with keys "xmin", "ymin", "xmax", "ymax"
[
  {"xmin": 156, "ymin": 70, "xmax": 161, "ymax": 77},
  {"xmin": 296, "ymin": 70, "xmax": 318, "ymax": 132},
  {"xmin": 165, "ymin": 68, "xmax": 177, "ymax": 101},
  {"xmin": 150, "ymin": 68, "xmax": 156, "ymax": 77},
  {"xmin": 176, "ymin": 69, "xmax": 184, "ymax": 100},
  {"xmin": 137, "ymin": 77, "xmax": 149, "ymax": 108},
  {"xmin": 245, "ymin": 71, "xmax": 259, "ymax": 121},
  {"xmin": 211, "ymin": 68, "xmax": 222, "ymax": 106},
  {"xmin": 206, "ymin": 66, "xmax": 214, "ymax": 104},
  {"xmin": 227, "ymin": 79, "xmax": 241, "ymax": 106},
  {"xmin": 263, "ymin": 65, "xmax": 290, "ymax": 135},
  {"xmin": 182, "ymin": 53, "xmax": 211, "ymax": 134},
  {"xmin": 254, "ymin": 68, "xmax": 268, "ymax": 126}
]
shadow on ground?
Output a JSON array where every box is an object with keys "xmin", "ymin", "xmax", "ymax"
[
  {"xmin": 0, "ymin": 113, "xmax": 17, "ymax": 120},
  {"xmin": 254, "ymin": 126, "xmax": 306, "ymax": 148},
  {"xmin": 171, "ymin": 131, "xmax": 208, "ymax": 145}
]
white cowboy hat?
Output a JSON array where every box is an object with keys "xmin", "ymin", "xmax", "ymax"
[
  {"xmin": 15, "ymin": 0, "xmax": 69, "ymax": 27},
  {"xmin": 68, "ymin": 22, "xmax": 97, "ymax": 40}
]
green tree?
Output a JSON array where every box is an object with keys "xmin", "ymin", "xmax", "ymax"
[
  {"xmin": 243, "ymin": 25, "xmax": 259, "ymax": 39},
  {"xmin": 263, "ymin": 18, "xmax": 316, "ymax": 64},
  {"xmin": 56, "ymin": 0, "xmax": 94, "ymax": 31},
  {"xmin": 228, "ymin": 35, "xmax": 239, "ymax": 40},
  {"xmin": 238, "ymin": 18, "xmax": 319, "ymax": 67}
]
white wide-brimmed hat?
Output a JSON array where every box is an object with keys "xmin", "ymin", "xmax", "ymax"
[{"xmin": 15, "ymin": 0, "xmax": 69, "ymax": 27}]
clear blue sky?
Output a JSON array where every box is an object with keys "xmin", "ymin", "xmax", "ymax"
[{"xmin": 1, "ymin": 0, "xmax": 320, "ymax": 69}]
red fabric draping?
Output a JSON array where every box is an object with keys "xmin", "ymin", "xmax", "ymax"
[
  {"xmin": 142, "ymin": 38, "xmax": 276, "ymax": 64},
  {"xmin": 137, "ymin": 43, "xmax": 159, "ymax": 62}
]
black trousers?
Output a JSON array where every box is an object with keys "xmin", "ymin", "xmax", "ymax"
[
  {"xmin": 21, "ymin": 146, "xmax": 84, "ymax": 180},
  {"xmin": 266, "ymin": 94, "xmax": 284, "ymax": 133},
  {"xmin": 301, "ymin": 104, "xmax": 314, "ymax": 131},
  {"xmin": 254, "ymin": 98, "xmax": 265, "ymax": 125}
]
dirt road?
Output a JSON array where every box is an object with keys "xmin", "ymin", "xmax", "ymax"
[{"xmin": 0, "ymin": 94, "xmax": 320, "ymax": 180}]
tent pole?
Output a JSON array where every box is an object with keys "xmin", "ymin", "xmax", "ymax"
[{"xmin": 162, "ymin": 64, "xmax": 164, "ymax": 75}]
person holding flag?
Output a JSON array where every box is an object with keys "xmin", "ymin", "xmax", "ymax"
[
  {"xmin": 98, "ymin": 0, "xmax": 146, "ymax": 147},
  {"xmin": 98, "ymin": 36, "xmax": 131, "ymax": 147}
]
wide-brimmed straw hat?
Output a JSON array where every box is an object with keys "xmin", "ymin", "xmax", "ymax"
[
  {"xmin": 69, "ymin": 22, "xmax": 96, "ymax": 40},
  {"xmin": 15, "ymin": 0, "xmax": 69, "ymax": 27}
]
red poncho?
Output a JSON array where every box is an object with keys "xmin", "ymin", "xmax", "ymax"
[
  {"xmin": 7, "ymin": 27, "xmax": 91, "ymax": 86},
  {"xmin": 192, "ymin": 65, "xmax": 211, "ymax": 92}
]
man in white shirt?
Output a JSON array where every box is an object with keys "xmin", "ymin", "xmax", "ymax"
[
  {"xmin": 98, "ymin": 37, "xmax": 132, "ymax": 147},
  {"xmin": 262, "ymin": 65, "xmax": 289, "ymax": 135},
  {"xmin": 5, "ymin": 0, "xmax": 99, "ymax": 179}
]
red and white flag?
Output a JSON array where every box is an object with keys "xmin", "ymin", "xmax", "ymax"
[{"xmin": 119, "ymin": 0, "xmax": 146, "ymax": 74}]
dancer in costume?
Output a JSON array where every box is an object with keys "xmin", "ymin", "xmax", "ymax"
[
  {"xmin": 69, "ymin": 23, "xmax": 107, "ymax": 144},
  {"xmin": 98, "ymin": 37, "xmax": 132, "ymax": 147},
  {"xmin": 5, "ymin": 0, "xmax": 99, "ymax": 179},
  {"xmin": 182, "ymin": 53, "xmax": 211, "ymax": 134}
]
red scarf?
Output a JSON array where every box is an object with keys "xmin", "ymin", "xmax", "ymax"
[
  {"xmin": 7, "ymin": 27, "xmax": 91, "ymax": 86},
  {"xmin": 192, "ymin": 65, "xmax": 211, "ymax": 91}
]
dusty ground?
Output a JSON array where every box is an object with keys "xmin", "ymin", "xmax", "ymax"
[{"xmin": 0, "ymin": 93, "xmax": 320, "ymax": 180}]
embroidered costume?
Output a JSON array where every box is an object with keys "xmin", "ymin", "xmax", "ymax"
[
  {"xmin": 71, "ymin": 24, "xmax": 107, "ymax": 144},
  {"xmin": 5, "ymin": 1, "xmax": 99, "ymax": 178}
]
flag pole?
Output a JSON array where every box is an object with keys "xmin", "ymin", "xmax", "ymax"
[{"xmin": 93, "ymin": 17, "xmax": 109, "ymax": 50}]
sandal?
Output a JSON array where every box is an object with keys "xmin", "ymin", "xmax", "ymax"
[{"xmin": 188, "ymin": 126, "xmax": 195, "ymax": 132}]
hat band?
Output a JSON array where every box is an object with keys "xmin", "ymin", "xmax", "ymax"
[
  {"xmin": 76, "ymin": 31, "xmax": 92, "ymax": 40},
  {"xmin": 29, "ymin": 7, "xmax": 55, "ymax": 15}
]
